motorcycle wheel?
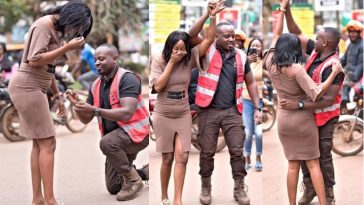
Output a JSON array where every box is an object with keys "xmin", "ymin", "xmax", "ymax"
[
  {"xmin": 1, "ymin": 105, "xmax": 25, "ymax": 142},
  {"xmin": 65, "ymin": 104, "xmax": 87, "ymax": 133},
  {"xmin": 332, "ymin": 120, "xmax": 363, "ymax": 156},
  {"xmin": 191, "ymin": 115, "xmax": 226, "ymax": 152},
  {"xmin": 262, "ymin": 105, "xmax": 276, "ymax": 132}
]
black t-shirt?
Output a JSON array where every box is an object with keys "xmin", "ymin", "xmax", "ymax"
[
  {"xmin": 188, "ymin": 68, "xmax": 199, "ymax": 105},
  {"xmin": 210, "ymin": 48, "xmax": 251, "ymax": 109},
  {"xmin": 87, "ymin": 71, "xmax": 141, "ymax": 135},
  {"xmin": 305, "ymin": 39, "xmax": 344, "ymax": 85}
]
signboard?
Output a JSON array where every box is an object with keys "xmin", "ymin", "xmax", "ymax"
[
  {"xmin": 314, "ymin": 0, "xmax": 345, "ymax": 11},
  {"xmin": 352, "ymin": 9, "xmax": 364, "ymax": 23},
  {"xmin": 150, "ymin": 0, "xmax": 180, "ymax": 3},
  {"xmin": 218, "ymin": 8, "xmax": 241, "ymax": 30},
  {"xmin": 291, "ymin": 5, "xmax": 314, "ymax": 37},
  {"xmin": 182, "ymin": 0, "xmax": 238, "ymax": 7},
  {"xmin": 272, "ymin": 4, "xmax": 314, "ymax": 37},
  {"xmin": 149, "ymin": 0, "xmax": 181, "ymax": 44},
  {"xmin": 181, "ymin": 0, "xmax": 208, "ymax": 7},
  {"xmin": 149, "ymin": 0, "xmax": 181, "ymax": 55}
]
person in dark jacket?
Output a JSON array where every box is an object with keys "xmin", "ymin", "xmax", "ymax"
[{"xmin": 340, "ymin": 20, "xmax": 363, "ymax": 103}]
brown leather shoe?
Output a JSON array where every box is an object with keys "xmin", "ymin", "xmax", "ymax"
[
  {"xmin": 200, "ymin": 177, "xmax": 212, "ymax": 204},
  {"xmin": 116, "ymin": 167, "xmax": 143, "ymax": 201},
  {"xmin": 233, "ymin": 179, "xmax": 250, "ymax": 205},
  {"xmin": 298, "ymin": 178, "xmax": 316, "ymax": 205}
]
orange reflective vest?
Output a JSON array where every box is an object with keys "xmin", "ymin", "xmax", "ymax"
[
  {"xmin": 91, "ymin": 67, "xmax": 149, "ymax": 143},
  {"xmin": 305, "ymin": 52, "xmax": 344, "ymax": 126},
  {"xmin": 195, "ymin": 44, "xmax": 246, "ymax": 113}
]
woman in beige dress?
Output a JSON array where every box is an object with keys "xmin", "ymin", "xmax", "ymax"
[
  {"xmin": 263, "ymin": 2, "xmax": 342, "ymax": 205},
  {"xmin": 150, "ymin": 2, "xmax": 225, "ymax": 205},
  {"xmin": 8, "ymin": 2, "xmax": 92, "ymax": 205}
]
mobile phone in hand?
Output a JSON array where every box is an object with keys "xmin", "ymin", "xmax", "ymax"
[{"xmin": 249, "ymin": 47, "xmax": 257, "ymax": 55}]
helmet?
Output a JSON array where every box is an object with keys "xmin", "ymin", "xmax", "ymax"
[{"xmin": 346, "ymin": 20, "xmax": 363, "ymax": 32}]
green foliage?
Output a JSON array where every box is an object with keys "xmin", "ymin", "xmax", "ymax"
[
  {"xmin": 85, "ymin": 0, "xmax": 147, "ymax": 43},
  {"xmin": 0, "ymin": 0, "xmax": 30, "ymax": 33},
  {"xmin": 123, "ymin": 62, "xmax": 145, "ymax": 74}
]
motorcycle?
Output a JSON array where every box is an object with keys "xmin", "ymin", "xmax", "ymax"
[
  {"xmin": 332, "ymin": 83, "xmax": 363, "ymax": 157},
  {"xmin": 262, "ymin": 78, "xmax": 276, "ymax": 132},
  {"xmin": 49, "ymin": 65, "xmax": 88, "ymax": 133},
  {"xmin": 149, "ymin": 94, "xmax": 226, "ymax": 152},
  {"xmin": 0, "ymin": 79, "xmax": 23, "ymax": 142},
  {"xmin": 0, "ymin": 65, "xmax": 87, "ymax": 142}
]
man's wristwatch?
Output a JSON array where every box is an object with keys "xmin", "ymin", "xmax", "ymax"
[
  {"xmin": 93, "ymin": 108, "xmax": 101, "ymax": 117},
  {"xmin": 297, "ymin": 100, "xmax": 304, "ymax": 110}
]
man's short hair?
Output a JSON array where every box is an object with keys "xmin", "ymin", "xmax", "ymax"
[
  {"xmin": 216, "ymin": 22, "xmax": 234, "ymax": 30},
  {"xmin": 97, "ymin": 43, "xmax": 119, "ymax": 55},
  {"xmin": 323, "ymin": 27, "xmax": 341, "ymax": 45}
]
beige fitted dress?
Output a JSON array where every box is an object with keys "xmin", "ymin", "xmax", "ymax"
[
  {"xmin": 265, "ymin": 49, "xmax": 323, "ymax": 160},
  {"xmin": 150, "ymin": 47, "xmax": 199, "ymax": 153},
  {"xmin": 8, "ymin": 16, "xmax": 66, "ymax": 139}
]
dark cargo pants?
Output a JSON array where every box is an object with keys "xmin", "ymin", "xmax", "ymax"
[
  {"xmin": 301, "ymin": 117, "xmax": 338, "ymax": 187},
  {"xmin": 100, "ymin": 128, "xmax": 149, "ymax": 194},
  {"xmin": 197, "ymin": 106, "xmax": 247, "ymax": 180}
]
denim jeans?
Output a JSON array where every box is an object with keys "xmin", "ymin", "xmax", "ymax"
[{"xmin": 242, "ymin": 99, "xmax": 263, "ymax": 156}]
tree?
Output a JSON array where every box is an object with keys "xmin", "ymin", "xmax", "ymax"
[
  {"xmin": 0, "ymin": 0, "xmax": 30, "ymax": 33},
  {"xmin": 0, "ymin": 0, "xmax": 148, "ymax": 47},
  {"xmin": 85, "ymin": 0, "xmax": 148, "ymax": 46}
]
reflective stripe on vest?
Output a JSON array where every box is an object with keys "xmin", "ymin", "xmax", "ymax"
[
  {"xmin": 199, "ymin": 71, "xmax": 220, "ymax": 82},
  {"xmin": 236, "ymin": 83, "xmax": 244, "ymax": 90},
  {"xmin": 315, "ymin": 103, "xmax": 341, "ymax": 113},
  {"xmin": 91, "ymin": 67, "xmax": 149, "ymax": 143},
  {"xmin": 195, "ymin": 44, "xmax": 246, "ymax": 113},
  {"xmin": 196, "ymin": 86, "xmax": 215, "ymax": 97},
  {"xmin": 122, "ymin": 117, "xmax": 149, "ymax": 133},
  {"xmin": 306, "ymin": 52, "xmax": 344, "ymax": 126},
  {"xmin": 236, "ymin": 96, "xmax": 243, "ymax": 105}
]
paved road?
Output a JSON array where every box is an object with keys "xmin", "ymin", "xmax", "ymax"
[
  {"xmin": 149, "ymin": 139, "xmax": 263, "ymax": 205},
  {"xmin": 0, "ymin": 120, "xmax": 149, "ymax": 205},
  {"xmin": 262, "ymin": 124, "xmax": 363, "ymax": 205}
]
